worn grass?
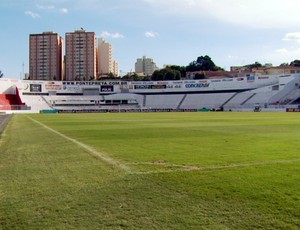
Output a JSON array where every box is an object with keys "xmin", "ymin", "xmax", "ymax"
[{"xmin": 0, "ymin": 112, "xmax": 299, "ymax": 229}]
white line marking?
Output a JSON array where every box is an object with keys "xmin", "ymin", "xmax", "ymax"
[
  {"xmin": 25, "ymin": 116, "xmax": 300, "ymax": 175},
  {"xmin": 27, "ymin": 116, "xmax": 133, "ymax": 173},
  {"xmin": 129, "ymin": 158, "xmax": 300, "ymax": 175}
]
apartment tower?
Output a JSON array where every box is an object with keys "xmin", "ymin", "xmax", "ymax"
[
  {"xmin": 112, "ymin": 60, "xmax": 119, "ymax": 77},
  {"xmin": 98, "ymin": 38, "xmax": 119, "ymax": 77},
  {"xmin": 135, "ymin": 56, "xmax": 158, "ymax": 76},
  {"xmin": 65, "ymin": 29, "xmax": 97, "ymax": 81},
  {"xmin": 29, "ymin": 32, "xmax": 63, "ymax": 80}
]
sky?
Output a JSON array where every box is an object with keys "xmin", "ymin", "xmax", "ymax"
[{"xmin": 1, "ymin": 0, "xmax": 300, "ymax": 78}]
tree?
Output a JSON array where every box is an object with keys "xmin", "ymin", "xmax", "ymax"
[
  {"xmin": 133, "ymin": 73, "xmax": 144, "ymax": 81},
  {"xmin": 121, "ymin": 73, "xmax": 144, "ymax": 81},
  {"xmin": 280, "ymin": 63, "xmax": 289, "ymax": 66},
  {"xmin": 245, "ymin": 61, "xmax": 263, "ymax": 69},
  {"xmin": 194, "ymin": 73, "xmax": 206, "ymax": 79},
  {"xmin": 151, "ymin": 68, "xmax": 181, "ymax": 81},
  {"xmin": 186, "ymin": 55, "xmax": 223, "ymax": 72},
  {"xmin": 186, "ymin": 61, "xmax": 197, "ymax": 72},
  {"xmin": 290, "ymin": 60, "xmax": 300, "ymax": 66},
  {"xmin": 168, "ymin": 65, "xmax": 186, "ymax": 78},
  {"xmin": 164, "ymin": 71, "xmax": 176, "ymax": 80},
  {"xmin": 107, "ymin": 72, "xmax": 117, "ymax": 79},
  {"xmin": 196, "ymin": 55, "xmax": 216, "ymax": 70},
  {"xmin": 142, "ymin": 76, "xmax": 151, "ymax": 81},
  {"xmin": 264, "ymin": 63, "xmax": 273, "ymax": 67},
  {"xmin": 0, "ymin": 70, "xmax": 3, "ymax": 78},
  {"xmin": 151, "ymin": 70, "xmax": 163, "ymax": 81},
  {"xmin": 121, "ymin": 74, "xmax": 133, "ymax": 81}
]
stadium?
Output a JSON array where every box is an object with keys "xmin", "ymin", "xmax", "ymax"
[
  {"xmin": 1, "ymin": 72, "xmax": 300, "ymax": 229},
  {"xmin": 1, "ymin": 70, "xmax": 300, "ymax": 114}
]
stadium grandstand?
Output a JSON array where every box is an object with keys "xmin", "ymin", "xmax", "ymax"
[{"xmin": 1, "ymin": 72, "xmax": 300, "ymax": 113}]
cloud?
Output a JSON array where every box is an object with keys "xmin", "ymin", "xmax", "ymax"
[
  {"xmin": 100, "ymin": 31, "xmax": 124, "ymax": 39},
  {"xmin": 145, "ymin": 31, "xmax": 159, "ymax": 38},
  {"xmin": 143, "ymin": 0, "xmax": 300, "ymax": 29},
  {"xmin": 37, "ymin": 4, "xmax": 69, "ymax": 14},
  {"xmin": 228, "ymin": 55, "xmax": 238, "ymax": 59},
  {"xmin": 261, "ymin": 47, "xmax": 300, "ymax": 65},
  {"xmin": 37, "ymin": 5, "xmax": 55, "ymax": 10},
  {"xmin": 59, "ymin": 8, "xmax": 69, "ymax": 14},
  {"xmin": 25, "ymin": 11, "xmax": 40, "ymax": 19},
  {"xmin": 282, "ymin": 32, "xmax": 300, "ymax": 43},
  {"xmin": 275, "ymin": 48, "xmax": 288, "ymax": 53}
]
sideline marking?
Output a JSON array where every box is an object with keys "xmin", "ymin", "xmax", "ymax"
[
  {"xmin": 27, "ymin": 116, "xmax": 133, "ymax": 174},
  {"xmin": 128, "ymin": 158, "xmax": 300, "ymax": 175}
]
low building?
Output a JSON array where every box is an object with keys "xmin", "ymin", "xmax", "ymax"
[
  {"xmin": 252, "ymin": 66, "xmax": 300, "ymax": 75},
  {"xmin": 186, "ymin": 70, "xmax": 239, "ymax": 79}
]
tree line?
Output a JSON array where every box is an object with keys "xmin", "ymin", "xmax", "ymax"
[
  {"xmin": 2, "ymin": 57, "xmax": 300, "ymax": 81},
  {"xmin": 122, "ymin": 55, "xmax": 222, "ymax": 81},
  {"xmin": 122, "ymin": 56, "xmax": 300, "ymax": 81}
]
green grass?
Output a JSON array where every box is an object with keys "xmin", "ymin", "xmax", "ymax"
[{"xmin": 0, "ymin": 112, "xmax": 300, "ymax": 229}]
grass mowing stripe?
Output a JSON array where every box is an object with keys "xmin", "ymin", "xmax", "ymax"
[
  {"xmin": 128, "ymin": 158, "xmax": 300, "ymax": 174},
  {"xmin": 26, "ymin": 116, "xmax": 133, "ymax": 174}
]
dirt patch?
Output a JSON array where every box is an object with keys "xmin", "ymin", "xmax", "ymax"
[
  {"xmin": 151, "ymin": 160, "xmax": 167, "ymax": 164},
  {"xmin": 0, "ymin": 114, "xmax": 13, "ymax": 134}
]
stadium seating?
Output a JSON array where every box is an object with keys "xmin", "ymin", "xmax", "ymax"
[
  {"xmin": 244, "ymin": 91, "xmax": 278, "ymax": 105},
  {"xmin": 41, "ymin": 93, "xmax": 143, "ymax": 111},
  {"xmin": 224, "ymin": 92, "xmax": 256, "ymax": 108},
  {"xmin": 145, "ymin": 94, "xmax": 185, "ymax": 109},
  {"xmin": 2, "ymin": 74, "xmax": 300, "ymax": 112},
  {"xmin": 180, "ymin": 93, "xmax": 235, "ymax": 110},
  {"xmin": 20, "ymin": 95, "xmax": 52, "ymax": 112},
  {"xmin": 0, "ymin": 91, "xmax": 26, "ymax": 110}
]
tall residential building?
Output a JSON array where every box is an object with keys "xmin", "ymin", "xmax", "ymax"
[
  {"xmin": 29, "ymin": 32, "xmax": 63, "ymax": 81},
  {"xmin": 135, "ymin": 56, "xmax": 158, "ymax": 76},
  {"xmin": 113, "ymin": 60, "xmax": 119, "ymax": 77},
  {"xmin": 98, "ymin": 38, "xmax": 119, "ymax": 77},
  {"xmin": 65, "ymin": 29, "xmax": 97, "ymax": 81}
]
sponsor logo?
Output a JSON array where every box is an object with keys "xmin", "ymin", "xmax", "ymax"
[
  {"xmin": 101, "ymin": 85, "xmax": 114, "ymax": 92},
  {"xmin": 134, "ymin": 85, "xmax": 167, "ymax": 90},
  {"xmin": 30, "ymin": 84, "xmax": 42, "ymax": 92},
  {"xmin": 286, "ymin": 108, "xmax": 300, "ymax": 112},
  {"xmin": 45, "ymin": 82, "xmax": 62, "ymax": 90},
  {"xmin": 185, "ymin": 83, "xmax": 210, "ymax": 88},
  {"xmin": 247, "ymin": 76, "xmax": 255, "ymax": 82}
]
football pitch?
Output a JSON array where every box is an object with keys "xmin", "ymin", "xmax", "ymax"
[{"xmin": 0, "ymin": 112, "xmax": 299, "ymax": 229}]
